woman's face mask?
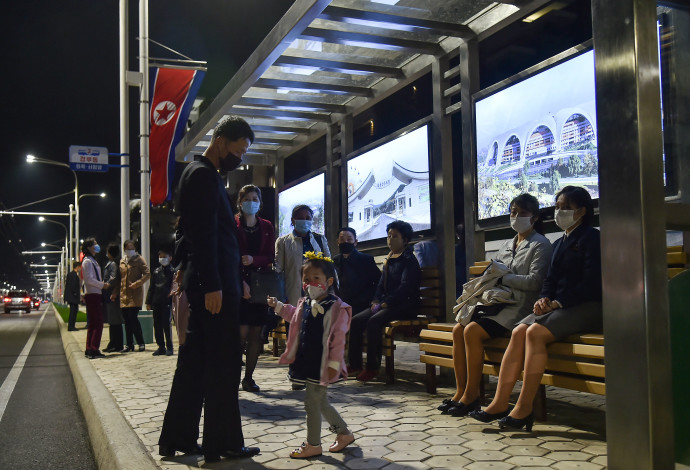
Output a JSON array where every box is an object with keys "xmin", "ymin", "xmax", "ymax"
[
  {"xmin": 125, "ymin": 249, "xmax": 136, "ymax": 258},
  {"xmin": 554, "ymin": 209, "xmax": 578, "ymax": 231},
  {"xmin": 293, "ymin": 219, "xmax": 313, "ymax": 234},
  {"xmin": 241, "ymin": 200, "xmax": 260, "ymax": 216},
  {"xmin": 510, "ymin": 216, "xmax": 533, "ymax": 234},
  {"xmin": 159, "ymin": 257, "xmax": 170, "ymax": 266}
]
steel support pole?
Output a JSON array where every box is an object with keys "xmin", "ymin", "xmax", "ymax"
[
  {"xmin": 325, "ymin": 123, "xmax": 340, "ymax": 243},
  {"xmin": 120, "ymin": 0, "xmax": 130, "ymax": 246},
  {"xmin": 68, "ymin": 204, "xmax": 74, "ymax": 263},
  {"xmin": 74, "ymin": 175, "xmax": 79, "ymax": 261},
  {"xmin": 139, "ymin": 0, "xmax": 150, "ymax": 267},
  {"xmin": 591, "ymin": 1, "xmax": 674, "ymax": 468},
  {"xmin": 431, "ymin": 57, "xmax": 456, "ymax": 321},
  {"xmin": 459, "ymin": 39, "xmax": 483, "ymax": 282},
  {"xmin": 340, "ymin": 115, "xmax": 353, "ymax": 232}
]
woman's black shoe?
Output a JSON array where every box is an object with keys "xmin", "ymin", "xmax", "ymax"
[
  {"xmin": 498, "ymin": 413, "xmax": 534, "ymax": 432},
  {"xmin": 437, "ymin": 399, "xmax": 460, "ymax": 413},
  {"xmin": 468, "ymin": 408, "xmax": 510, "ymax": 423},
  {"xmin": 223, "ymin": 447, "xmax": 261, "ymax": 459},
  {"xmin": 448, "ymin": 397, "xmax": 481, "ymax": 417},
  {"xmin": 159, "ymin": 443, "xmax": 203, "ymax": 457},
  {"xmin": 241, "ymin": 378, "xmax": 260, "ymax": 393}
]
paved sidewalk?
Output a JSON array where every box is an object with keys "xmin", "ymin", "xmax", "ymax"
[{"xmin": 65, "ymin": 319, "xmax": 607, "ymax": 469}]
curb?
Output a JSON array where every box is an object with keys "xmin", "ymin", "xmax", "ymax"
[{"xmin": 53, "ymin": 305, "xmax": 158, "ymax": 470}]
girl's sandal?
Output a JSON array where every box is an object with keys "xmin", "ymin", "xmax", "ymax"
[{"xmin": 290, "ymin": 442, "xmax": 323, "ymax": 459}]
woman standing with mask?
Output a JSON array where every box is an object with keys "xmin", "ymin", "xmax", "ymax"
[
  {"xmin": 235, "ymin": 184, "xmax": 275, "ymax": 392},
  {"xmin": 103, "ymin": 243, "xmax": 124, "ymax": 353},
  {"xmin": 112, "ymin": 240, "xmax": 151, "ymax": 352},
  {"xmin": 438, "ymin": 194, "xmax": 552, "ymax": 417},
  {"xmin": 275, "ymin": 204, "xmax": 331, "ymax": 307},
  {"xmin": 81, "ymin": 238, "xmax": 108, "ymax": 359},
  {"xmin": 471, "ymin": 186, "xmax": 601, "ymax": 431},
  {"xmin": 348, "ymin": 220, "xmax": 421, "ymax": 382}
]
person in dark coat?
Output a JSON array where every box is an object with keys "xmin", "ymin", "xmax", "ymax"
[
  {"xmin": 474, "ymin": 186, "xmax": 602, "ymax": 432},
  {"xmin": 158, "ymin": 116, "xmax": 259, "ymax": 463},
  {"xmin": 332, "ymin": 227, "xmax": 380, "ymax": 315},
  {"xmin": 348, "ymin": 220, "xmax": 421, "ymax": 382},
  {"xmin": 64, "ymin": 261, "xmax": 82, "ymax": 331},
  {"xmin": 103, "ymin": 244, "xmax": 124, "ymax": 352},
  {"xmin": 146, "ymin": 249, "xmax": 175, "ymax": 356}
]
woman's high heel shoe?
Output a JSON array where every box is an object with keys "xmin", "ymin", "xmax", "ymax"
[
  {"xmin": 498, "ymin": 413, "xmax": 534, "ymax": 432},
  {"xmin": 448, "ymin": 397, "xmax": 481, "ymax": 417},
  {"xmin": 437, "ymin": 399, "xmax": 460, "ymax": 413},
  {"xmin": 468, "ymin": 408, "xmax": 510, "ymax": 423}
]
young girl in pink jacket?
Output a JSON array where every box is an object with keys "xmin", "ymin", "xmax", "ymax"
[{"xmin": 267, "ymin": 252, "xmax": 355, "ymax": 458}]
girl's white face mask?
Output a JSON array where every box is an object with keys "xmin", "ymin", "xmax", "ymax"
[{"xmin": 303, "ymin": 282, "xmax": 327, "ymax": 300}]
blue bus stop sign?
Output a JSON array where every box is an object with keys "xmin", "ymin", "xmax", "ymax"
[{"xmin": 69, "ymin": 145, "xmax": 109, "ymax": 172}]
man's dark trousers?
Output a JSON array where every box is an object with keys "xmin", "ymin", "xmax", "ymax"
[
  {"xmin": 68, "ymin": 303, "xmax": 79, "ymax": 330},
  {"xmin": 158, "ymin": 289, "xmax": 244, "ymax": 454},
  {"xmin": 152, "ymin": 304, "xmax": 173, "ymax": 351}
]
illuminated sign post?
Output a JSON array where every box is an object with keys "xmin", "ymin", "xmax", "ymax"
[{"xmin": 68, "ymin": 146, "xmax": 109, "ymax": 172}]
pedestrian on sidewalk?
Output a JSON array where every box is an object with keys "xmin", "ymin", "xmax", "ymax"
[
  {"xmin": 81, "ymin": 238, "xmax": 107, "ymax": 359},
  {"xmin": 158, "ymin": 116, "xmax": 259, "ymax": 463},
  {"xmin": 235, "ymin": 184, "xmax": 275, "ymax": 393},
  {"xmin": 111, "ymin": 240, "xmax": 150, "ymax": 353},
  {"xmin": 64, "ymin": 261, "xmax": 82, "ymax": 331},
  {"xmin": 170, "ymin": 221, "xmax": 190, "ymax": 345},
  {"xmin": 267, "ymin": 253, "xmax": 355, "ymax": 459},
  {"xmin": 146, "ymin": 249, "xmax": 174, "ymax": 356},
  {"xmin": 103, "ymin": 243, "xmax": 124, "ymax": 353}
]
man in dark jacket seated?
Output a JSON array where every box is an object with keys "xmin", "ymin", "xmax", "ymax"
[
  {"xmin": 348, "ymin": 220, "xmax": 421, "ymax": 382},
  {"xmin": 332, "ymin": 227, "xmax": 381, "ymax": 316}
]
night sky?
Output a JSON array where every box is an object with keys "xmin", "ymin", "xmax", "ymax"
[{"xmin": 0, "ymin": 0, "xmax": 295, "ymax": 292}]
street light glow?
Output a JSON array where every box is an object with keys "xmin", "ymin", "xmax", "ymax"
[
  {"xmin": 41, "ymin": 242, "xmax": 46, "ymax": 247},
  {"xmin": 100, "ymin": 193, "xmax": 106, "ymax": 198},
  {"xmin": 38, "ymin": 216, "xmax": 45, "ymax": 222},
  {"xmin": 26, "ymin": 154, "xmax": 36, "ymax": 162}
]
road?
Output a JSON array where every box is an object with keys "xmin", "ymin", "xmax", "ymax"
[{"xmin": 0, "ymin": 304, "xmax": 96, "ymax": 470}]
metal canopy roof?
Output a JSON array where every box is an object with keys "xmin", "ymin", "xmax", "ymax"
[{"xmin": 176, "ymin": 0, "xmax": 545, "ymax": 166}]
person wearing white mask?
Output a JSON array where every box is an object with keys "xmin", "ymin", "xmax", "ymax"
[
  {"xmin": 111, "ymin": 239, "xmax": 150, "ymax": 352},
  {"xmin": 81, "ymin": 237, "xmax": 108, "ymax": 359},
  {"xmin": 146, "ymin": 249, "xmax": 175, "ymax": 356},
  {"xmin": 234, "ymin": 184, "xmax": 275, "ymax": 392},
  {"xmin": 472, "ymin": 186, "xmax": 602, "ymax": 432},
  {"xmin": 439, "ymin": 193, "xmax": 553, "ymax": 417}
]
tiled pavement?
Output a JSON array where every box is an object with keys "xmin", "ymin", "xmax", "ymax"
[{"xmin": 67, "ymin": 323, "xmax": 607, "ymax": 469}]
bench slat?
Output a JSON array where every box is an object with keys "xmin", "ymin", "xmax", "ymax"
[
  {"xmin": 420, "ymin": 355, "xmax": 454, "ymax": 368},
  {"xmin": 480, "ymin": 364, "xmax": 605, "ymax": 395}
]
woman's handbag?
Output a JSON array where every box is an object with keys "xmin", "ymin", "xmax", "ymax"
[{"xmin": 248, "ymin": 268, "xmax": 286, "ymax": 305}]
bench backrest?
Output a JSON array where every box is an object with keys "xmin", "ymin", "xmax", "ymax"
[{"xmin": 419, "ymin": 267, "xmax": 442, "ymax": 322}]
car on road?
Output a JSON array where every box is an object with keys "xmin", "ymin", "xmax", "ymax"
[{"xmin": 3, "ymin": 290, "xmax": 32, "ymax": 314}]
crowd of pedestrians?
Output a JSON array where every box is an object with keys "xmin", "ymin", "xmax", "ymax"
[{"xmin": 63, "ymin": 115, "xmax": 602, "ymax": 463}]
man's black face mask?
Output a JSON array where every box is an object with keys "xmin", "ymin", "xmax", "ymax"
[{"xmin": 219, "ymin": 152, "xmax": 242, "ymax": 173}]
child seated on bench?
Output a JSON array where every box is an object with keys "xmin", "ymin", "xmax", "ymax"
[{"xmin": 470, "ymin": 186, "xmax": 602, "ymax": 432}]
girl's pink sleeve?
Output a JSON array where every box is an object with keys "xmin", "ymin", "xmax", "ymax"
[
  {"xmin": 328, "ymin": 305, "xmax": 351, "ymax": 366},
  {"xmin": 277, "ymin": 302, "xmax": 297, "ymax": 322}
]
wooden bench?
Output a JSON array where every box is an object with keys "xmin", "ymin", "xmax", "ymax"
[
  {"xmin": 420, "ymin": 323, "xmax": 605, "ymax": 419},
  {"xmin": 381, "ymin": 266, "xmax": 442, "ymax": 384},
  {"xmin": 269, "ymin": 267, "xmax": 443, "ymax": 385},
  {"xmin": 419, "ymin": 246, "xmax": 686, "ymax": 419}
]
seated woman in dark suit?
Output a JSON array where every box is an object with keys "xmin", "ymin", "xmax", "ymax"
[
  {"xmin": 348, "ymin": 220, "xmax": 421, "ymax": 382},
  {"xmin": 470, "ymin": 186, "xmax": 602, "ymax": 431}
]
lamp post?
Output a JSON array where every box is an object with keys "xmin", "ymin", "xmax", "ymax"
[
  {"xmin": 26, "ymin": 155, "xmax": 78, "ymax": 263},
  {"xmin": 38, "ymin": 217, "xmax": 69, "ymax": 283},
  {"xmin": 77, "ymin": 193, "xmax": 106, "ymax": 243}
]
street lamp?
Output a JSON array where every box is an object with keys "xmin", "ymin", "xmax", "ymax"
[
  {"xmin": 38, "ymin": 217, "xmax": 68, "ymax": 282},
  {"xmin": 27, "ymin": 154, "xmax": 78, "ymax": 262},
  {"xmin": 77, "ymin": 193, "xmax": 106, "ymax": 242}
]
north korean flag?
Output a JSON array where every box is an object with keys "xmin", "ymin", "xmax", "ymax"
[{"xmin": 149, "ymin": 66, "xmax": 205, "ymax": 206}]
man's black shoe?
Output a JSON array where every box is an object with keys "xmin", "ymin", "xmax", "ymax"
[
  {"xmin": 159, "ymin": 443, "xmax": 203, "ymax": 457},
  {"xmin": 68, "ymin": 328, "xmax": 78, "ymax": 331},
  {"xmin": 223, "ymin": 447, "xmax": 261, "ymax": 459},
  {"xmin": 152, "ymin": 349, "xmax": 165, "ymax": 356}
]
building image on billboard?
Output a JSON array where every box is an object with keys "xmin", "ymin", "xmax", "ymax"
[
  {"xmin": 475, "ymin": 50, "xmax": 599, "ymax": 221},
  {"xmin": 347, "ymin": 125, "xmax": 431, "ymax": 242}
]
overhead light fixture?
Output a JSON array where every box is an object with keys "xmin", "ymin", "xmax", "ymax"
[{"xmin": 522, "ymin": 2, "xmax": 567, "ymax": 23}]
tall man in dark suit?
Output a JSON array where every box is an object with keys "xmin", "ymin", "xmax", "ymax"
[
  {"xmin": 332, "ymin": 227, "xmax": 381, "ymax": 315},
  {"xmin": 158, "ymin": 116, "xmax": 259, "ymax": 463},
  {"xmin": 64, "ymin": 261, "xmax": 81, "ymax": 331}
]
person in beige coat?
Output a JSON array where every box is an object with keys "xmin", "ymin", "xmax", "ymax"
[{"xmin": 111, "ymin": 239, "xmax": 151, "ymax": 352}]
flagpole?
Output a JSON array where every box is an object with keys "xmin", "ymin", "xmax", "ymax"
[
  {"xmin": 139, "ymin": 0, "xmax": 150, "ymax": 270},
  {"xmin": 119, "ymin": 0, "xmax": 130, "ymax": 247}
]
